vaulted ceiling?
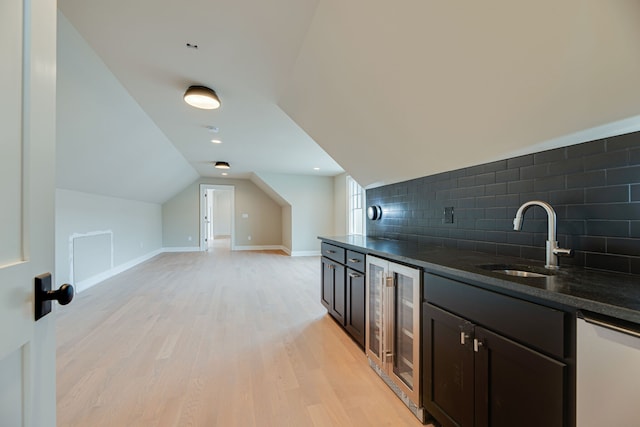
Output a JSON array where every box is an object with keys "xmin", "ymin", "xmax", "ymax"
[{"xmin": 58, "ymin": 0, "xmax": 640, "ymax": 203}]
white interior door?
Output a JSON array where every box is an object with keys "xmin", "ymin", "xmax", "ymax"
[
  {"xmin": 207, "ymin": 189, "xmax": 214, "ymax": 242},
  {"xmin": 0, "ymin": 0, "xmax": 57, "ymax": 425},
  {"xmin": 200, "ymin": 184, "xmax": 235, "ymax": 251}
]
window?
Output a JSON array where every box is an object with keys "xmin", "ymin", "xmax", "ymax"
[{"xmin": 347, "ymin": 175, "xmax": 365, "ymax": 235}]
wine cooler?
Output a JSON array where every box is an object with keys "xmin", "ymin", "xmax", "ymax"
[{"xmin": 366, "ymin": 255, "xmax": 424, "ymax": 422}]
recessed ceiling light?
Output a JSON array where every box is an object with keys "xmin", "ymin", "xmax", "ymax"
[
  {"xmin": 221, "ymin": 172, "xmax": 228, "ymax": 176},
  {"xmin": 211, "ymin": 139, "xmax": 222, "ymax": 144},
  {"xmin": 214, "ymin": 161, "xmax": 230, "ymax": 169},
  {"xmin": 184, "ymin": 85, "xmax": 221, "ymax": 109},
  {"xmin": 313, "ymin": 167, "xmax": 320, "ymax": 171}
]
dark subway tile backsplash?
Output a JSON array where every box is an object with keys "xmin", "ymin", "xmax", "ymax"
[
  {"xmin": 567, "ymin": 170, "xmax": 606, "ymax": 189},
  {"xmin": 608, "ymin": 131, "xmax": 640, "ymax": 151},
  {"xmin": 607, "ymin": 165, "xmax": 640, "ymax": 185},
  {"xmin": 585, "ymin": 186, "xmax": 629, "ymax": 204},
  {"xmin": 367, "ymin": 130, "xmax": 640, "ymax": 275}
]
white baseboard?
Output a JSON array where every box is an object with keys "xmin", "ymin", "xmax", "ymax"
[
  {"xmin": 75, "ymin": 248, "xmax": 163, "ymax": 293},
  {"xmin": 73, "ymin": 245, "xmax": 314, "ymax": 293},
  {"xmin": 232, "ymin": 245, "xmax": 288, "ymax": 252},
  {"xmin": 162, "ymin": 246, "xmax": 201, "ymax": 253},
  {"xmin": 290, "ymin": 250, "xmax": 321, "ymax": 257}
]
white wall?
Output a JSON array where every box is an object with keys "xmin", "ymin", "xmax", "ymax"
[
  {"xmin": 255, "ymin": 173, "xmax": 334, "ymax": 255},
  {"xmin": 333, "ymin": 173, "xmax": 348, "ymax": 236},
  {"xmin": 55, "ymin": 189, "xmax": 162, "ymax": 291}
]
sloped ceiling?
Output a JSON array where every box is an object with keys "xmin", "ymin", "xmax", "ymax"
[
  {"xmin": 279, "ymin": 0, "xmax": 640, "ymax": 188},
  {"xmin": 56, "ymin": 13, "xmax": 199, "ymax": 204},
  {"xmin": 58, "ymin": 0, "xmax": 640, "ymax": 199},
  {"xmin": 57, "ymin": 0, "xmax": 344, "ymax": 190}
]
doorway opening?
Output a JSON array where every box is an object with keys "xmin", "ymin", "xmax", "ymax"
[{"xmin": 200, "ymin": 184, "xmax": 235, "ymax": 251}]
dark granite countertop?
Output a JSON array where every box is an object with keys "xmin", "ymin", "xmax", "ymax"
[{"xmin": 319, "ymin": 235, "xmax": 640, "ymax": 325}]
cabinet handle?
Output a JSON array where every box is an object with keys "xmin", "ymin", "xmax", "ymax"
[
  {"xmin": 348, "ymin": 272, "xmax": 361, "ymax": 278},
  {"xmin": 385, "ymin": 284, "xmax": 395, "ymax": 363},
  {"xmin": 460, "ymin": 332, "xmax": 470, "ymax": 345},
  {"xmin": 473, "ymin": 338, "xmax": 483, "ymax": 353},
  {"xmin": 325, "ymin": 250, "xmax": 336, "ymax": 254},
  {"xmin": 581, "ymin": 313, "xmax": 640, "ymax": 339},
  {"xmin": 348, "ymin": 258, "xmax": 360, "ymax": 263}
]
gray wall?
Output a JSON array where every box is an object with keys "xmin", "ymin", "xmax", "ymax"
[
  {"xmin": 55, "ymin": 189, "xmax": 162, "ymax": 290},
  {"xmin": 162, "ymin": 178, "xmax": 282, "ymax": 249},
  {"xmin": 255, "ymin": 173, "xmax": 335, "ymax": 254},
  {"xmin": 282, "ymin": 205, "xmax": 292, "ymax": 252}
]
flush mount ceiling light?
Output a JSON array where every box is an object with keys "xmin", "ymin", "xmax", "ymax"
[
  {"xmin": 211, "ymin": 139, "xmax": 222, "ymax": 144},
  {"xmin": 184, "ymin": 85, "xmax": 220, "ymax": 109},
  {"xmin": 214, "ymin": 161, "xmax": 230, "ymax": 169}
]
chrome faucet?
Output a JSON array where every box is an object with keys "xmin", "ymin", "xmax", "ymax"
[{"xmin": 513, "ymin": 200, "xmax": 572, "ymax": 269}]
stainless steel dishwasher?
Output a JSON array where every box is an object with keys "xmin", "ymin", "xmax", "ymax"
[{"xmin": 577, "ymin": 312, "xmax": 640, "ymax": 427}]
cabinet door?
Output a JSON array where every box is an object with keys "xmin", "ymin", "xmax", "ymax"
[
  {"xmin": 345, "ymin": 268, "xmax": 365, "ymax": 348},
  {"xmin": 321, "ymin": 257, "xmax": 345, "ymax": 324},
  {"xmin": 321, "ymin": 257, "xmax": 333, "ymax": 310},
  {"xmin": 474, "ymin": 327, "xmax": 566, "ymax": 427},
  {"xmin": 331, "ymin": 263, "xmax": 346, "ymax": 324},
  {"xmin": 423, "ymin": 304, "xmax": 474, "ymax": 427}
]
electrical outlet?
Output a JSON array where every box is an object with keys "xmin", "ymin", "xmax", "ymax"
[
  {"xmin": 247, "ymin": 235, "xmax": 252, "ymax": 241},
  {"xmin": 444, "ymin": 207, "xmax": 454, "ymax": 224},
  {"xmin": 188, "ymin": 236, "xmax": 192, "ymax": 241}
]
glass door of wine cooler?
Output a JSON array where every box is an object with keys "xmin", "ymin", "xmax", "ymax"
[
  {"xmin": 366, "ymin": 257, "xmax": 386, "ymax": 368},
  {"xmin": 389, "ymin": 264, "xmax": 421, "ymax": 404}
]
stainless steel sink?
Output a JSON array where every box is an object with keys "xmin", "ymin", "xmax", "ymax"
[{"xmin": 477, "ymin": 264, "xmax": 554, "ymax": 278}]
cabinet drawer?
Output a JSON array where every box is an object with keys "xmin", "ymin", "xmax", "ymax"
[
  {"xmin": 346, "ymin": 250, "xmax": 365, "ymax": 273},
  {"xmin": 321, "ymin": 242, "xmax": 345, "ymax": 263},
  {"xmin": 424, "ymin": 272, "xmax": 566, "ymax": 359}
]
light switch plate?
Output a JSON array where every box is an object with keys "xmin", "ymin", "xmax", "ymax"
[{"xmin": 444, "ymin": 207, "xmax": 454, "ymax": 224}]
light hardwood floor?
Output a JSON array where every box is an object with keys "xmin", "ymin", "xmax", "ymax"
[{"xmin": 56, "ymin": 241, "xmax": 431, "ymax": 426}]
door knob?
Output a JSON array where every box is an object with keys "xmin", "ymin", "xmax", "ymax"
[
  {"xmin": 45, "ymin": 283, "xmax": 74, "ymax": 305},
  {"xmin": 35, "ymin": 273, "xmax": 75, "ymax": 321}
]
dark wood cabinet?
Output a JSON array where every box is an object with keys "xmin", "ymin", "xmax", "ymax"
[
  {"xmin": 345, "ymin": 268, "xmax": 365, "ymax": 347},
  {"xmin": 321, "ymin": 257, "xmax": 346, "ymax": 324},
  {"xmin": 423, "ymin": 273, "xmax": 570, "ymax": 427},
  {"xmin": 423, "ymin": 304, "xmax": 474, "ymax": 427},
  {"xmin": 474, "ymin": 326, "xmax": 565, "ymax": 427},
  {"xmin": 319, "ymin": 241, "xmax": 367, "ymax": 349}
]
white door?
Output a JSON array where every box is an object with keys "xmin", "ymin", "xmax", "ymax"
[
  {"xmin": 200, "ymin": 184, "xmax": 235, "ymax": 251},
  {"xmin": 0, "ymin": 0, "xmax": 57, "ymax": 425}
]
